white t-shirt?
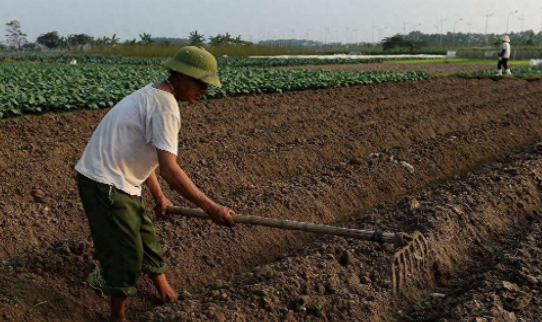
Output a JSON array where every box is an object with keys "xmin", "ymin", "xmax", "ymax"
[
  {"xmin": 75, "ymin": 84, "xmax": 180, "ymax": 196},
  {"xmin": 501, "ymin": 43, "xmax": 511, "ymax": 59}
]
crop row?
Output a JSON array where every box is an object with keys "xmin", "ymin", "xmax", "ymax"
[
  {"xmin": 0, "ymin": 52, "xmax": 384, "ymax": 67},
  {"xmin": 471, "ymin": 66, "xmax": 542, "ymax": 76},
  {"xmin": 0, "ymin": 62, "xmax": 430, "ymax": 118}
]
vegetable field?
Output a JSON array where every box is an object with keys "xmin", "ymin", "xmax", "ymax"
[
  {"xmin": 0, "ymin": 62, "xmax": 430, "ymax": 117},
  {"xmin": 0, "ymin": 52, "xmax": 384, "ymax": 67},
  {"xmin": 2, "ymin": 77, "xmax": 542, "ymax": 322}
]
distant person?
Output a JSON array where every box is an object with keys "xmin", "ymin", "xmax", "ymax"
[
  {"xmin": 75, "ymin": 46, "xmax": 236, "ymax": 322},
  {"xmin": 497, "ymin": 35, "xmax": 511, "ymax": 76}
]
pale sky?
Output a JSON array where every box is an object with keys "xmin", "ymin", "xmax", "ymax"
[{"xmin": 1, "ymin": 0, "xmax": 541, "ymax": 43}]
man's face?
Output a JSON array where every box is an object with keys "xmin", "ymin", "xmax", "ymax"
[{"xmin": 174, "ymin": 74, "xmax": 208, "ymax": 104}]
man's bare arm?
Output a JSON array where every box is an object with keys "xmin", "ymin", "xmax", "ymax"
[
  {"xmin": 156, "ymin": 148, "xmax": 235, "ymax": 227},
  {"xmin": 145, "ymin": 171, "xmax": 165, "ymax": 202}
]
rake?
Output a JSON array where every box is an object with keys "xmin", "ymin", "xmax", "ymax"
[{"xmin": 166, "ymin": 206, "xmax": 429, "ymax": 295}]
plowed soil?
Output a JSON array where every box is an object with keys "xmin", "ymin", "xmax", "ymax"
[
  {"xmin": 281, "ymin": 62, "xmax": 493, "ymax": 76},
  {"xmin": 1, "ymin": 77, "xmax": 542, "ymax": 321}
]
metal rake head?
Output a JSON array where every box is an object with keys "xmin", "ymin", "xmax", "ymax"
[{"xmin": 391, "ymin": 231, "xmax": 429, "ymax": 295}]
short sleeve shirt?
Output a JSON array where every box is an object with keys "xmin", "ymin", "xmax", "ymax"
[
  {"xmin": 75, "ymin": 84, "xmax": 180, "ymax": 196},
  {"xmin": 502, "ymin": 43, "xmax": 511, "ymax": 59}
]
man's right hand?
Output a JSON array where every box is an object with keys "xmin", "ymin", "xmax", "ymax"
[{"xmin": 206, "ymin": 204, "xmax": 236, "ymax": 228}]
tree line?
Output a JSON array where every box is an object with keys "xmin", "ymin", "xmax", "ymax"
[
  {"xmin": 2, "ymin": 20, "xmax": 252, "ymax": 50},
  {"xmin": 3, "ymin": 19, "xmax": 542, "ymax": 52}
]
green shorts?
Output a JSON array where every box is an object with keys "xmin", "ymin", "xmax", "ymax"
[{"xmin": 76, "ymin": 172, "xmax": 166, "ymax": 297}]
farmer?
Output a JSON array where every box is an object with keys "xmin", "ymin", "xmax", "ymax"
[
  {"xmin": 497, "ymin": 35, "xmax": 512, "ymax": 76},
  {"xmin": 75, "ymin": 46, "xmax": 236, "ymax": 322}
]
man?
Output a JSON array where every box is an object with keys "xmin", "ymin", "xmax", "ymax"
[
  {"xmin": 497, "ymin": 35, "xmax": 512, "ymax": 76},
  {"xmin": 75, "ymin": 46, "xmax": 236, "ymax": 322}
]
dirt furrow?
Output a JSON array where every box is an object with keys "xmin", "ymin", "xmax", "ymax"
[
  {"xmin": 180, "ymin": 79, "xmax": 524, "ymax": 140},
  {"xmin": 121, "ymin": 140, "xmax": 542, "ymax": 322},
  {"xmin": 279, "ymin": 62, "xmax": 493, "ymax": 76}
]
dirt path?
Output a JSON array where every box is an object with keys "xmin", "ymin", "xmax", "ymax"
[
  {"xmin": 1, "ymin": 78, "xmax": 542, "ymax": 321},
  {"xmin": 280, "ymin": 62, "xmax": 493, "ymax": 75}
]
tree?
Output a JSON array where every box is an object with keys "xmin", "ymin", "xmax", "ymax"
[
  {"xmin": 22, "ymin": 42, "xmax": 36, "ymax": 50},
  {"xmin": 138, "ymin": 33, "xmax": 153, "ymax": 45},
  {"xmin": 124, "ymin": 38, "xmax": 138, "ymax": 45},
  {"xmin": 189, "ymin": 30, "xmax": 206, "ymax": 46},
  {"xmin": 5, "ymin": 20, "xmax": 27, "ymax": 50},
  {"xmin": 68, "ymin": 34, "xmax": 94, "ymax": 49},
  {"xmin": 37, "ymin": 31, "xmax": 62, "ymax": 49},
  {"xmin": 110, "ymin": 34, "xmax": 120, "ymax": 46},
  {"xmin": 382, "ymin": 34, "xmax": 427, "ymax": 52},
  {"xmin": 209, "ymin": 34, "xmax": 225, "ymax": 46},
  {"xmin": 208, "ymin": 33, "xmax": 252, "ymax": 47}
]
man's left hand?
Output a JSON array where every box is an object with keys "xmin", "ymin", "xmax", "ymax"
[{"xmin": 155, "ymin": 196, "xmax": 174, "ymax": 219}]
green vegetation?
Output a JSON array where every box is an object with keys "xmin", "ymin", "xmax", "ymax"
[
  {"xmin": 390, "ymin": 58, "xmax": 531, "ymax": 66},
  {"xmin": 455, "ymin": 66, "xmax": 542, "ymax": 80},
  {"xmin": 0, "ymin": 52, "xmax": 384, "ymax": 67},
  {"xmin": 382, "ymin": 34, "xmax": 428, "ymax": 52},
  {"xmin": 0, "ymin": 62, "xmax": 430, "ymax": 118},
  {"xmin": 219, "ymin": 57, "xmax": 383, "ymax": 67}
]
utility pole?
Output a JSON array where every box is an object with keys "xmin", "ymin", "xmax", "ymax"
[
  {"xmin": 354, "ymin": 29, "xmax": 358, "ymax": 44},
  {"xmin": 346, "ymin": 26, "xmax": 350, "ymax": 44},
  {"xmin": 466, "ymin": 22, "xmax": 472, "ymax": 47},
  {"xmin": 440, "ymin": 18, "xmax": 448, "ymax": 46},
  {"xmin": 324, "ymin": 27, "xmax": 329, "ymax": 45},
  {"xmin": 411, "ymin": 23, "xmax": 421, "ymax": 40},
  {"xmin": 372, "ymin": 24, "xmax": 378, "ymax": 44},
  {"xmin": 507, "ymin": 10, "xmax": 519, "ymax": 34},
  {"xmin": 403, "ymin": 22, "xmax": 409, "ymax": 35},
  {"xmin": 453, "ymin": 18, "xmax": 463, "ymax": 47},
  {"xmin": 378, "ymin": 27, "xmax": 388, "ymax": 42},
  {"xmin": 518, "ymin": 15, "xmax": 525, "ymax": 32}
]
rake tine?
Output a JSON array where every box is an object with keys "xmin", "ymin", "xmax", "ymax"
[
  {"xmin": 414, "ymin": 238, "xmax": 424, "ymax": 268},
  {"xmin": 394, "ymin": 254, "xmax": 403, "ymax": 293},
  {"xmin": 392, "ymin": 261, "xmax": 397, "ymax": 295},
  {"xmin": 403, "ymin": 249, "xmax": 410, "ymax": 284},
  {"xmin": 407, "ymin": 248, "xmax": 415, "ymax": 283},
  {"xmin": 398, "ymin": 253, "xmax": 404, "ymax": 291}
]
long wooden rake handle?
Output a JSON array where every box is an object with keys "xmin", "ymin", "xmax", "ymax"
[{"xmin": 166, "ymin": 206, "xmax": 411, "ymax": 247}]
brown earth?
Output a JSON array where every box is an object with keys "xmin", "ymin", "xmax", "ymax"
[
  {"xmin": 1, "ymin": 77, "xmax": 542, "ymax": 321},
  {"xmin": 133, "ymin": 141, "xmax": 542, "ymax": 322},
  {"xmin": 280, "ymin": 62, "xmax": 494, "ymax": 76}
]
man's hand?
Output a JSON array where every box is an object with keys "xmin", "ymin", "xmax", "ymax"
[
  {"xmin": 206, "ymin": 204, "xmax": 236, "ymax": 228},
  {"xmin": 154, "ymin": 195, "xmax": 174, "ymax": 219}
]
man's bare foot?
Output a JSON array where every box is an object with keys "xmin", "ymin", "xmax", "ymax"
[
  {"xmin": 162, "ymin": 285, "xmax": 179, "ymax": 304},
  {"xmin": 151, "ymin": 274, "xmax": 178, "ymax": 304},
  {"xmin": 110, "ymin": 295, "xmax": 128, "ymax": 321}
]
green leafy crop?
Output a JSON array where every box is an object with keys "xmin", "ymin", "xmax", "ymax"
[{"xmin": 0, "ymin": 62, "xmax": 430, "ymax": 118}]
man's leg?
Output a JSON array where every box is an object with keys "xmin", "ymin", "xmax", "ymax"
[
  {"xmin": 504, "ymin": 59, "xmax": 511, "ymax": 75},
  {"xmin": 497, "ymin": 59, "xmax": 503, "ymax": 75},
  {"xmin": 138, "ymin": 201, "xmax": 178, "ymax": 303},
  {"xmin": 111, "ymin": 296, "xmax": 128, "ymax": 322},
  {"xmin": 76, "ymin": 173, "xmax": 143, "ymax": 321}
]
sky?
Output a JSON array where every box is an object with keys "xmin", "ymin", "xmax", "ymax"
[{"xmin": 1, "ymin": 0, "xmax": 542, "ymax": 43}]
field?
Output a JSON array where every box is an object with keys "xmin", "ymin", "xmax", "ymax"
[{"xmin": 1, "ymin": 56, "xmax": 542, "ymax": 322}]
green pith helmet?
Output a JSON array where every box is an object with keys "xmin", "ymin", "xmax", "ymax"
[{"xmin": 161, "ymin": 46, "xmax": 221, "ymax": 88}]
